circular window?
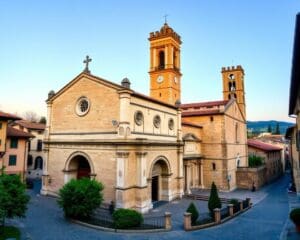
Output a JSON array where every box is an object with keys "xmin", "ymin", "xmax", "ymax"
[
  {"xmin": 76, "ymin": 97, "xmax": 90, "ymax": 116},
  {"xmin": 168, "ymin": 118, "xmax": 174, "ymax": 130},
  {"xmin": 134, "ymin": 111, "xmax": 144, "ymax": 126},
  {"xmin": 153, "ymin": 115, "xmax": 161, "ymax": 128}
]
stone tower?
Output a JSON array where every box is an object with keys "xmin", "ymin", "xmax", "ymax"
[
  {"xmin": 149, "ymin": 23, "xmax": 182, "ymax": 105},
  {"xmin": 221, "ymin": 65, "xmax": 246, "ymax": 118}
]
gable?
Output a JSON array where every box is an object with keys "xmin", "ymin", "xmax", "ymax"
[
  {"xmin": 224, "ymin": 100, "xmax": 245, "ymax": 122},
  {"xmin": 50, "ymin": 75, "xmax": 120, "ymax": 133}
]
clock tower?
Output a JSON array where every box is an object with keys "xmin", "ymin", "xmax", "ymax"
[{"xmin": 149, "ymin": 23, "xmax": 182, "ymax": 105}]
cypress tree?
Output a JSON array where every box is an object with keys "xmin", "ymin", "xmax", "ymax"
[
  {"xmin": 186, "ymin": 202, "xmax": 199, "ymax": 225},
  {"xmin": 208, "ymin": 182, "xmax": 222, "ymax": 214}
]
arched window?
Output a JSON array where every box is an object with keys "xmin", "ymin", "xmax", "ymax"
[
  {"xmin": 228, "ymin": 82, "xmax": 232, "ymax": 91},
  {"xmin": 234, "ymin": 93, "xmax": 237, "ymax": 99},
  {"xmin": 173, "ymin": 51, "xmax": 176, "ymax": 69},
  {"xmin": 228, "ymin": 94, "xmax": 231, "ymax": 100},
  {"xmin": 34, "ymin": 157, "xmax": 43, "ymax": 170},
  {"xmin": 159, "ymin": 51, "xmax": 165, "ymax": 69},
  {"xmin": 212, "ymin": 163, "xmax": 216, "ymax": 171},
  {"xmin": 27, "ymin": 155, "xmax": 33, "ymax": 166},
  {"xmin": 235, "ymin": 123, "xmax": 239, "ymax": 143}
]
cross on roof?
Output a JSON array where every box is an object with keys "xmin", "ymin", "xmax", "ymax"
[
  {"xmin": 83, "ymin": 55, "xmax": 92, "ymax": 74},
  {"xmin": 164, "ymin": 14, "xmax": 168, "ymax": 24}
]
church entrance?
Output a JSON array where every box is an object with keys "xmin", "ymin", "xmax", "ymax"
[
  {"xmin": 151, "ymin": 159, "xmax": 170, "ymax": 202},
  {"xmin": 151, "ymin": 176, "xmax": 159, "ymax": 201},
  {"xmin": 68, "ymin": 155, "xmax": 91, "ymax": 179}
]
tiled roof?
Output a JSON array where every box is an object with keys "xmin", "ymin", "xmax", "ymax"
[
  {"xmin": 248, "ymin": 139, "xmax": 282, "ymax": 152},
  {"xmin": 182, "ymin": 121, "xmax": 203, "ymax": 128},
  {"xmin": 15, "ymin": 120, "xmax": 46, "ymax": 130},
  {"xmin": 7, "ymin": 126, "xmax": 34, "ymax": 138},
  {"xmin": 181, "ymin": 100, "xmax": 229, "ymax": 109},
  {"xmin": 182, "ymin": 109, "xmax": 222, "ymax": 117},
  {"xmin": 132, "ymin": 92, "xmax": 178, "ymax": 109},
  {"xmin": 0, "ymin": 111, "xmax": 22, "ymax": 120}
]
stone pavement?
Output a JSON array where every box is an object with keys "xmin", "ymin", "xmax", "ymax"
[{"xmin": 6, "ymin": 173, "xmax": 298, "ymax": 240}]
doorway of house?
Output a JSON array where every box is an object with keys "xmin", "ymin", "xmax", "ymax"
[{"xmin": 151, "ymin": 176, "xmax": 159, "ymax": 202}]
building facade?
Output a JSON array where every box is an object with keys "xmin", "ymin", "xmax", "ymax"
[
  {"xmin": 12, "ymin": 120, "xmax": 46, "ymax": 179},
  {"xmin": 42, "ymin": 22, "xmax": 249, "ymax": 211},
  {"xmin": 0, "ymin": 111, "xmax": 33, "ymax": 179}
]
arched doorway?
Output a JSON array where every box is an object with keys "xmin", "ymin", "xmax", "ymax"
[
  {"xmin": 68, "ymin": 155, "xmax": 91, "ymax": 179},
  {"xmin": 151, "ymin": 159, "xmax": 170, "ymax": 202}
]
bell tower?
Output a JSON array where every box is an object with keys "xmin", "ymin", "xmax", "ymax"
[
  {"xmin": 221, "ymin": 65, "xmax": 246, "ymax": 118},
  {"xmin": 149, "ymin": 23, "xmax": 182, "ymax": 105}
]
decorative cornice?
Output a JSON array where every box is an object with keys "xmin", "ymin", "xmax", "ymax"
[{"xmin": 116, "ymin": 152, "xmax": 130, "ymax": 158}]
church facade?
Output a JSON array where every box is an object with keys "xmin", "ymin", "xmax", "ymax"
[{"xmin": 42, "ymin": 23, "xmax": 248, "ymax": 212}]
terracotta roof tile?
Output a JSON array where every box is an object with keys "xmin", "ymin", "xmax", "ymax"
[
  {"xmin": 247, "ymin": 139, "xmax": 282, "ymax": 152},
  {"xmin": 0, "ymin": 111, "xmax": 22, "ymax": 120},
  {"xmin": 14, "ymin": 120, "xmax": 45, "ymax": 130},
  {"xmin": 181, "ymin": 100, "xmax": 229, "ymax": 109},
  {"xmin": 7, "ymin": 126, "xmax": 34, "ymax": 138},
  {"xmin": 182, "ymin": 121, "xmax": 203, "ymax": 128},
  {"xmin": 182, "ymin": 109, "xmax": 223, "ymax": 117}
]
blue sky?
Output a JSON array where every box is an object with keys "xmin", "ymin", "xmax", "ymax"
[{"xmin": 0, "ymin": 0, "xmax": 299, "ymax": 122}]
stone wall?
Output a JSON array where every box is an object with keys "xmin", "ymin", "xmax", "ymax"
[{"xmin": 236, "ymin": 166, "xmax": 266, "ymax": 190}]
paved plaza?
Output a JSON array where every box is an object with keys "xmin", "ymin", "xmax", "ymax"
[{"xmin": 6, "ymin": 173, "xmax": 300, "ymax": 240}]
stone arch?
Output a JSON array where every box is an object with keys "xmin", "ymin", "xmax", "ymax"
[
  {"xmin": 64, "ymin": 151, "xmax": 95, "ymax": 182},
  {"xmin": 149, "ymin": 156, "xmax": 172, "ymax": 202},
  {"xmin": 34, "ymin": 156, "xmax": 43, "ymax": 170}
]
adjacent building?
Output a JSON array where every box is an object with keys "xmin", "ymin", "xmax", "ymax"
[
  {"xmin": 288, "ymin": 13, "xmax": 300, "ymax": 194},
  {"xmin": 11, "ymin": 120, "xmax": 46, "ymax": 179},
  {"xmin": 0, "ymin": 111, "xmax": 33, "ymax": 179}
]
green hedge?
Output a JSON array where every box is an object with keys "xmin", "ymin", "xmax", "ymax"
[
  {"xmin": 112, "ymin": 208, "xmax": 143, "ymax": 229},
  {"xmin": 208, "ymin": 182, "xmax": 221, "ymax": 215},
  {"xmin": 248, "ymin": 155, "xmax": 264, "ymax": 167},
  {"xmin": 290, "ymin": 208, "xmax": 300, "ymax": 225},
  {"xmin": 57, "ymin": 178, "xmax": 104, "ymax": 219}
]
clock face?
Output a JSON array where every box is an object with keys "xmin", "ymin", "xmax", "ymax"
[
  {"xmin": 174, "ymin": 76, "xmax": 178, "ymax": 84},
  {"xmin": 156, "ymin": 75, "xmax": 164, "ymax": 83}
]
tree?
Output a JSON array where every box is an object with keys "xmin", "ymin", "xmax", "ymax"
[
  {"xmin": 39, "ymin": 116, "xmax": 47, "ymax": 124},
  {"xmin": 22, "ymin": 111, "xmax": 39, "ymax": 123},
  {"xmin": 208, "ymin": 182, "xmax": 221, "ymax": 215},
  {"xmin": 186, "ymin": 202, "xmax": 199, "ymax": 225},
  {"xmin": 275, "ymin": 123, "xmax": 280, "ymax": 134},
  {"xmin": 0, "ymin": 170, "xmax": 30, "ymax": 227},
  {"xmin": 57, "ymin": 178, "xmax": 104, "ymax": 219},
  {"xmin": 267, "ymin": 124, "xmax": 272, "ymax": 133},
  {"xmin": 248, "ymin": 155, "xmax": 264, "ymax": 167}
]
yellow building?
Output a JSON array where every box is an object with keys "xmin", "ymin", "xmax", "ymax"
[
  {"xmin": 0, "ymin": 111, "xmax": 33, "ymax": 179},
  {"xmin": 42, "ymin": 22, "xmax": 249, "ymax": 211}
]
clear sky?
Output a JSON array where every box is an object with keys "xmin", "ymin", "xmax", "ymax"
[{"xmin": 0, "ymin": 0, "xmax": 299, "ymax": 122}]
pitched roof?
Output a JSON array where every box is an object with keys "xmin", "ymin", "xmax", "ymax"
[
  {"xmin": 182, "ymin": 121, "xmax": 203, "ymax": 128},
  {"xmin": 248, "ymin": 139, "xmax": 282, "ymax": 152},
  {"xmin": 181, "ymin": 100, "xmax": 229, "ymax": 109},
  {"xmin": 7, "ymin": 126, "xmax": 34, "ymax": 138},
  {"xmin": 48, "ymin": 72, "xmax": 178, "ymax": 110},
  {"xmin": 14, "ymin": 120, "xmax": 46, "ymax": 130},
  {"xmin": 0, "ymin": 111, "xmax": 22, "ymax": 120},
  {"xmin": 181, "ymin": 100, "xmax": 230, "ymax": 117}
]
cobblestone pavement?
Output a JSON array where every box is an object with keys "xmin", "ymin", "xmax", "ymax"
[{"xmin": 7, "ymin": 173, "xmax": 297, "ymax": 240}]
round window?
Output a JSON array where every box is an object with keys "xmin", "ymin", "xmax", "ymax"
[
  {"xmin": 134, "ymin": 111, "xmax": 144, "ymax": 126},
  {"xmin": 168, "ymin": 118, "xmax": 174, "ymax": 130},
  {"xmin": 153, "ymin": 115, "xmax": 161, "ymax": 128},
  {"xmin": 76, "ymin": 97, "xmax": 90, "ymax": 116}
]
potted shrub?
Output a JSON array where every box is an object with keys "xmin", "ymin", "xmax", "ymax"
[
  {"xmin": 290, "ymin": 208, "xmax": 300, "ymax": 232},
  {"xmin": 186, "ymin": 202, "xmax": 199, "ymax": 225}
]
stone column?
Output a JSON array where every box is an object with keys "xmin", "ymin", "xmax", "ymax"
[
  {"xmin": 115, "ymin": 151, "xmax": 130, "ymax": 209},
  {"xmin": 214, "ymin": 208, "xmax": 221, "ymax": 223},
  {"xmin": 184, "ymin": 212, "xmax": 192, "ymax": 231},
  {"xmin": 118, "ymin": 89, "xmax": 133, "ymax": 138},
  {"xmin": 200, "ymin": 160, "xmax": 204, "ymax": 188},
  {"xmin": 185, "ymin": 164, "xmax": 191, "ymax": 195},
  {"xmin": 228, "ymin": 204, "xmax": 234, "ymax": 216},
  {"xmin": 164, "ymin": 212, "xmax": 172, "ymax": 230},
  {"xmin": 165, "ymin": 45, "xmax": 168, "ymax": 67},
  {"xmin": 153, "ymin": 48, "xmax": 157, "ymax": 68}
]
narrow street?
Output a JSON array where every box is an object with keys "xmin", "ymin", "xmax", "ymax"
[{"xmin": 13, "ymin": 174, "xmax": 292, "ymax": 240}]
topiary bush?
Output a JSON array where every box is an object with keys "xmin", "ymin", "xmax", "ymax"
[
  {"xmin": 290, "ymin": 208, "xmax": 300, "ymax": 225},
  {"xmin": 112, "ymin": 208, "xmax": 143, "ymax": 229},
  {"xmin": 208, "ymin": 181, "xmax": 222, "ymax": 215},
  {"xmin": 57, "ymin": 178, "xmax": 104, "ymax": 219},
  {"xmin": 186, "ymin": 202, "xmax": 199, "ymax": 225}
]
